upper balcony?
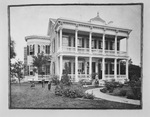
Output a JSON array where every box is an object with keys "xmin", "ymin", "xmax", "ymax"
[{"xmin": 59, "ymin": 46, "xmax": 127, "ymax": 57}]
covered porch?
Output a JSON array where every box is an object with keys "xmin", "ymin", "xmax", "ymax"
[{"xmin": 57, "ymin": 56, "xmax": 129, "ymax": 82}]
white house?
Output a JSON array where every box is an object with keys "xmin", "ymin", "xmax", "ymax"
[{"xmin": 24, "ymin": 13, "xmax": 131, "ymax": 83}]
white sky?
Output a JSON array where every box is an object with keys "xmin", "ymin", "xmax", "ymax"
[{"xmin": 10, "ymin": 5, "xmax": 141, "ymax": 65}]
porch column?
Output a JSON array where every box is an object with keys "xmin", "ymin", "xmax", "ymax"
[
  {"xmin": 102, "ymin": 32, "xmax": 105, "ymax": 54},
  {"xmin": 115, "ymin": 31, "xmax": 118, "ymax": 55},
  {"xmin": 102, "ymin": 58, "xmax": 105, "ymax": 80},
  {"xmin": 126, "ymin": 59, "xmax": 129, "ymax": 80},
  {"xmin": 89, "ymin": 57, "xmax": 92, "ymax": 79},
  {"xmin": 60, "ymin": 28, "xmax": 62, "ymax": 51},
  {"xmin": 75, "ymin": 29, "xmax": 78, "ymax": 53},
  {"xmin": 108, "ymin": 62, "xmax": 110, "ymax": 75},
  {"xmin": 114, "ymin": 58, "xmax": 117, "ymax": 80},
  {"xmin": 59, "ymin": 55, "xmax": 63, "ymax": 80},
  {"xmin": 126, "ymin": 36, "xmax": 129, "ymax": 56},
  {"xmin": 89, "ymin": 32, "xmax": 92, "ymax": 53},
  {"xmin": 96, "ymin": 61, "xmax": 98, "ymax": 73},
  {"xmin": 85, "ymin": 61, "xmax": 87, "ymax": 77},
  {"xmin": 75, "ymin": 56, "xmax": 78, "ymax": 82},
  {"xmin": 119, "ymin": 60, "xmax": 120, "ymax": 75}
]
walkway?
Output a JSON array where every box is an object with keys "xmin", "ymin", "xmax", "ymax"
[{"xmin": 85, "ymin": 88, "xmax": 141, "ymax": 105}]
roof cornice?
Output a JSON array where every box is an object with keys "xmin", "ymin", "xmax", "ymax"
[
  {"xmin": 55, "ymin": 17, "xmax": 132, "ymax": 33},
  {"xmin": 25, "ymin": 35, "xmax": 50, "ymax": 41}
]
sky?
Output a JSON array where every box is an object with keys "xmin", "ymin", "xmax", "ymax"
[{"xmin": 10, "ymin": 4, "xmax": 142, "ymax": 65}]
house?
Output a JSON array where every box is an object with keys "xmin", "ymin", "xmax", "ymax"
[
  {"xmin": 24, "ymin": 13, "xmax": 131, "ymax": 83},
  {"xmin": 48, "ymin": 13, "xmax": 131, "ymax": 83},
  {"xmin": 24, "ymin": 35, "xmax": 51, "ymax": 81}
]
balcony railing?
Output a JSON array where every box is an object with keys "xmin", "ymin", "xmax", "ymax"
[
  {"xmin": 68, "ymin": 74, "xmax": 91, "ymax": 81},
  {"xmin": 78, "ymin": 48, "xmax": 89, "ymax": 53},
  {"xmin": 105, "ymin": 50, "xmax": 115, "ymax": 55},
  {"xmin": 62, "ymin": 46, "xmax": 75, "ymax": 52},
  {"xmin": 61, "ymin": 47, "xmax": 126, "ymax": 56},
  {"xmin": 117, "ymin": 51, "xmax": 127, "ymax": 56},
  {"xmin": 92, "ymin": 49, "xmax": 103, "ymax": 54}
]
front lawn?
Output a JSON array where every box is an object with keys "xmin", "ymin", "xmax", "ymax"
[{"xmin": 10, "ymin": 83, "xmax": 141, "ymax": 109}]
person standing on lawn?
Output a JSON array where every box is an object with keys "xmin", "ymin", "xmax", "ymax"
[
  {"xmin": 42, "ymin": 79, "xmax": 45, "ymax": 88},
  {"xmin": 48, "ymin": 80, "xmax": 52, "ymax": 91}
]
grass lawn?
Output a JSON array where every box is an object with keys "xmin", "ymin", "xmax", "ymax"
[{"xmin": 10, "ymin": 83, "xmax": 141, "ymax": 109}]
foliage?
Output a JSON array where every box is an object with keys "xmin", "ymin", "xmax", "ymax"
[
  {"xmin": 51, "ymin": 75, "xmax": 59, "ymax": 85},
  {"xmin": 105, "ymin": 80, "xmax": 123, "ymax": 93},
  {"xmin": 55, "ymin": 83, "xmax": 85, "ymax": 98},
  {"xmin": 126, "ymin": 91, "xmax": 136, "ymax": 99},
  {"xmin": 100, "ymin": 88, "xmax": 107, "ymax": 93},
  {"xmin": 11, "ymin": 60, "xmax": 24, "ymax": 85},
  {"xmin": 32, "ymin": 52, "xmax": 50, "ymax": 75},
  {"xmin": 83, "ymin": 93, "xmax": 94, "ymax": 99},
  {"xmin": 10, "ymin": 40, "xmax": 16, "ymax": 59},
  {"xmin": 60, "ymin": 63, "xmax": 72, "ymax": 86},
  {"xmin": 127, "ymin": 78, "xmax": 141, "ymax": 100}
]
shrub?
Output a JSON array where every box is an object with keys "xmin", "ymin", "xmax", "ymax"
[
  {"xmin": 100, "ymin": 88, "xmax": 107, "ymax": 93},
  {"xmin": 61, "ymin": 74, "xmax": 72, "ymax": 86},
  {"xmin": 119, "ymin": 89, "xmax": 127, "ymax": 96},
  {"xmin": 126, "ymin": 91, "xmax": 136, "ymax": 99},
  {"xmin": 55, "ymin": 83, "xmax": 85, "ymax": 98},
  {"xmin": 55, "ymin": 85, "xmax": 63, "ymax": 96},
  {"xmin": 51, "ymin": 75, "xmax": 59, "ymax": 85},
  {"xmin": 83, "ymin": 93, "xmax": 94, "ymax": 99}
]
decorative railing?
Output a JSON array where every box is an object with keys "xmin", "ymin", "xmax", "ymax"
[
  {"xmin": 78, "ymin": 74, "xmax": 91, "ymax": 80},
  {"xmin": 60, "ymin": 46, "xmax": 127, "ymax": 56},
  {"xmin": 92, "ymin": 49, "xmax": 103, "ymax": 54},
  {"xmin": 117, "ymin": 75, "xmax": 126, "ymax": 79},
  {"xmin": 38, "ymin": 75, "xmax": 51, "ymax": 81},
  {"xmin": 78, "ymin": 48, "xmax": 89, "ymax": 53},
  {"xmin": 62, "ymin": 46, "xmax": 75, "ymax": 52},
  {"xmin": 117, "ymin": 51, "xmax": 127, "ymax": 56},
  {"xmin": 105, "ymin": 75, "xmax": 115, "ymax": 79},
  {"xmin": 105, "ymin": 50, "xmax": 115, "ymax": 55}
]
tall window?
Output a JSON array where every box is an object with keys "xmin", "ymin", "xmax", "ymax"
[
  {"xmin": 46, "ymin": 45, "xmax": 50, "ymax": 54},
  {"xmin": 29, "ymin": 45, "xmax": 34, "ymax": 55},
  {"xmin": 38, "ymin": 45, "xmax": 40, "ymax": 53},
  {"xmin": 27, "ymin": 45, "xmax": 29, "ymax": 55}
]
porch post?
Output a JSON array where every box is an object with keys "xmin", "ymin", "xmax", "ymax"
[
  {"xmin": 115, "ymin": 31, "xmax": 118, "ymax": 55},
  {"xmin": 89, "ymin": 57, "xmax": 92, "ymax": 79},
  {"xmin": 89, "ymin": 31, "xmax": 92, "ymax": 54},
  {"xmin": 114, "ymin": 58, "xmax": 117, "ymax": 80},
  {"xmin": 102, "ymin": 31, "xmax": 105, "ymax": 54},
  {"xmin": 126, "ymin": 36, "xmax": 129, "ymax": 56},
  {"xmin": 102, "ymin": 58, "xmax": 105, "ymax": 80},
  {"xmin": 119, "ymin": 60, "xmax": 120, "ymax": 75},
  {"xmin": 60, "ymin": 28, "xmax": 62, "ymax": 51},
  {"xmin": 85, "ymin": 61, "xmax": 87, "ymax": 77},
  {"xmin": 108, "ymin": 61, "xmax": 110, "ymax": 75},
  {"xmin": 75, "ymin": 29, "xmax": 78, "ymax": 53},
  {"xmin": 59, "ymin": 55, "xmax": 63, "ymax": 80},
  {"xmin": 126, "ymin": 59, "xmax": 129, "ymax": 80},
  {"xmin": 96, "ymin": 61, "xmax": 98, "ymax": 73},
  {"xmin": 71, "ymin": 61, "xmax": 74, "ymax": 78},
  {"xmin": 75, "ymin": 56, "xmax": 78, "ymax": 82}
]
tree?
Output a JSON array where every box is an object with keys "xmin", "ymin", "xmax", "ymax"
[
  {"xmin": 11, "ymin": 60, "xmax": 24, "ymax": 85},
  {"xmin": 32, "ymin": 52, "xmax": 50, "ymax": 75},
  {"xmin": 10, "ymin": 40, "xmax": 16, "ymax": 59}
]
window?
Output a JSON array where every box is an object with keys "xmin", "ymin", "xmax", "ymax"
[
  {"xmin": 78, "ymin": 38, "xmax": 82, "ymax": 47},
  {"xmin": 38, "ymin": 45, "xmax": 40, "ymax": 53},
  {"xmin": 27, "ymin": 45, "xmax": 29, "ymax": 55},
  {"xmin": 29, "ymin": 45, "xmax": 34, "ymax": 55},
  {"xmin": 46, "ymin": 45, "xmax": 50, "ymax": 54}
]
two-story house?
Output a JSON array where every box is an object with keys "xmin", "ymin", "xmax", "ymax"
[{"xmin": 48, "ymin": 13, "xmax": 131, "ymax": 83}]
